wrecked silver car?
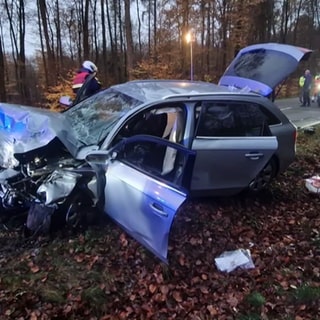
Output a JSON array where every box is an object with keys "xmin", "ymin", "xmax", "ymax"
[{"xmin": 0, "ymin": 43, "xmax": 312, "ymax": 262}]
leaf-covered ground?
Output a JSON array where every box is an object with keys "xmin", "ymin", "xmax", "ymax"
[{"xmin": 1, "ymin": 128, "xmax": 320, "ymax": 320}]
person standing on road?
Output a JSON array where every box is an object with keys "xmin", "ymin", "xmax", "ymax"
[{"xmin": 301, "ymin": 69, "xmax": 313, "ymax": 107}]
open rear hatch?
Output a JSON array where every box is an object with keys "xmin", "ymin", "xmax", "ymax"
[{"xmin": 219, "ymin": 43, "xmax": 312, "ymax": 97}]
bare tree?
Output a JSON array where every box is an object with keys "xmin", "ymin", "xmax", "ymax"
[
  {"xmin": 91, "ymin": 0, "xmax": 99, "ymax": 63},
  {"xmin": 3, "ymin": 0, "xmax": 29, "ymax": 102},
  {"xmin": 83, "ymin": 0, "xmax": 90, "ymax": 58},
  {"xmin": 124, "ymin": 0, "xmax": 134, "ymax": 79},
  {"xmin": 54, "ymin": 0, "xmax": 63, "ymax": 71},
  {"xmin": 37, "ymin": 0, "xmax": 56, "ymax": 87},
  {"xmin": 135, "ymin": 0, "xmax": 142, "ymax": 54},
  {"xmin": 0, "ymin": 25, "xmax": 6, "ymax": 101},
  {"xmin": 100, "ymin": 0, "xmax": 108, "ymax": 84}
]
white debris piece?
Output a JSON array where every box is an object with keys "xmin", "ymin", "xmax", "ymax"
[
  {"xmin": 305, "ymin": 175, "xmax": 320, "ymax": 194},
  {"xmin": 214, "ymin": 249, "xmax": 255, "ymax": 273}
]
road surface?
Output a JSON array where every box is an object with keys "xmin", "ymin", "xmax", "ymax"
[{"xmin": 276, "ymin": 97, "xmax": 320, "ymax": 129}]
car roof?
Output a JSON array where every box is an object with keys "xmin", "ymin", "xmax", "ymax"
[{"xmin": 109, "ymin": 79, "xmax": 259, "ymax": 103}]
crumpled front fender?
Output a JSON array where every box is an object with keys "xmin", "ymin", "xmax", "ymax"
[{"xmin": 37, "ymin": 170, "xmax": 82, "ymax": 205}]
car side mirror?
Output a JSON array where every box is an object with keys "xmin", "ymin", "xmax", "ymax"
[{"xmin": 86, "ymin": 151, "xmax": 112, "ymax": 164}]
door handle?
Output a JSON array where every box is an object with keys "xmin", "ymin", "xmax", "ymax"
[
  {"xmin": 150, "ymin": 203, "xmax": 168, "ymax": 217},
  {"xmin": 245, "ymin": 152, "xmax": 264, "ymax": 160}
]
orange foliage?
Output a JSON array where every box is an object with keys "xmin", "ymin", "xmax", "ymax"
[{"xmin": 43, "ymin": 70, "xmax": 75, "ymax": 111}]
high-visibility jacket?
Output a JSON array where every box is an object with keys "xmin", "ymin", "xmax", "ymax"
[{"xmin": 299, "ymin": 76, "xmax": 305, "ymax": 87}]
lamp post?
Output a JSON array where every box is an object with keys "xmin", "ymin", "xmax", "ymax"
[{"xmin": 186, "ymin": 31, "xmax": 194, "ymax": 81}]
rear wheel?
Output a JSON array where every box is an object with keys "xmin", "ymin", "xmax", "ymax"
[{"xmin": 248, "ymin": 157, "xmax": 277, "ymax": 192}]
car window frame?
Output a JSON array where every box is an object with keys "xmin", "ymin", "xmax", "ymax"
[
  {"xmin": 109, "ymin": 102, "xmax": 188, "ymax": 148},
  {"xmin": 113, "ymin": 135, "xmax": 196, "ymax": 191},
  {"xmin": 194, "ymin": 100, "xmax": 281, "ymax": 138}
]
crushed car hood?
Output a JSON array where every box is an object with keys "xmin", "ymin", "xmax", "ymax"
[
  {"xmin": 219, "ymin": 42, "xmax": 312, "ymax": 96},
  {"xmin": 0, "ymin": 103, "xmax": 82, "ymax": 168}
]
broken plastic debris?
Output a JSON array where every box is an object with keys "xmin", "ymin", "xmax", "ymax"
[
  {"xmin": 214, "ymin": 249, "xmax": 255, "ymax": 273},
  {"xmin": 305, "ymin": 175, "xmax": 320, "ymax": 194}
]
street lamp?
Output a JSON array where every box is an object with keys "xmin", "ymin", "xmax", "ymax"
[{"xmin": 186, "ymin": 31, "xmax": 194, "ymax": 81}]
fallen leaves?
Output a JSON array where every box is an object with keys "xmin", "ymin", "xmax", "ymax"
[
  {"xmin": 172, "ymin": 290, "xmax": 183, "ymax": 302},
  {"xmin": 30, "ymin": 264, "xmax": 40, "ymax": 273},
  {"xmin": 148, "ymin": 283, "xmax": 157, "ymax": 294}
]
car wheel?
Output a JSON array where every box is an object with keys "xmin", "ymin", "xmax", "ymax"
[
  {"xmin": 248, "ymin": 157, "xmax": 277, "ymax": 192},
  {"xmin": 65, "ymin": 192, "xmax": 98, "ymax": 230}
]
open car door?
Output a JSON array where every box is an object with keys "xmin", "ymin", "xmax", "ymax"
[
  {"xmin": 219, "ymin": 43, "xmax": 312, "ymax": 97},
  {"xmin": 86, "ymin": 135, "xmax": 196, "ymax": 263}
]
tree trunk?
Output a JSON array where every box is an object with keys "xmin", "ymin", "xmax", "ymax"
[
  {"xmin": 4, "ymin": 0, "xmax": 19, "ymax": 99},
  {"xmin": 55, "ymin": 0, "xmax": 63, "ymax": 72},
  {"xmin": 92, "ymin": 0, "xmax": 99, "ymax": 63},
  {"xmin": 153, "ymin": 0, "xmax": 157, "ymax": 60},
  {"xmin": 136, "ymin": 0, "xmax": 142, "ymax": 54},
  {"xmin": 0, "ymin": 34, "xmax": 7, "ymax": 102},
  {"xmin": 37, "ymin": 1, "xmax": 49, "ymax": 89},
  {"xmin": 100, "ymin": 0, "xmax": 108, "ymax": 84},
  {"xmin": 18, "ymin": 0, "xmax": 28, "ymax": 102},
  {"xmin": 124, "ymin": 0, "xmax": 134, "ymax": 79},
  {"xmin": 38, "ymin": 0, "xmax": 56, "ymax": 86},
  {"xmin": 117, "ymin": 0, "xmax": 125, "ymax": 82},
  {"xmin": 83, "ymin": 0, "xmax": 90, "ymax": 58}
]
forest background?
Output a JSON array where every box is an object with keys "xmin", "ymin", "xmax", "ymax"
[{"xmin": 1, "ymin": 0, "xmax": 320, "ymax": 109}]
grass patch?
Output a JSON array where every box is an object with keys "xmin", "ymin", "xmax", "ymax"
[
  {"xmin": 296, "ymin": 127, "xmax": 320, "ymax": 156},
  {"xmin": 237, "ymin": 314, "xmax": 261, "ymax": 320},
  {"xmin": 40, "ymin": 287, "xmax": 67, "ymax": 304},
  {"xmin": 237, "ymin": 292, "xmax": 266, "ymax": 320},
  {"xmin": 291, "ymin": 283, "xmax": 320, "ymax": 304},
  {"xmin": 245, "ymin": 291, "xmax": 266, "ymax": 309},
  {"xmin": 81, "ymin": 285, "xmax": 108, "ymax": 313}
]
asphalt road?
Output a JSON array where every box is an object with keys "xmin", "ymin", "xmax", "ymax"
[{"xmin": 276, "ymin": 97, "xmax": 320, "ymax": 129}]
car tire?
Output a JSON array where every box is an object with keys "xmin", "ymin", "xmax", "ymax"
[{"xmin": 248, "ymin": 157, "xmax": 277, "ymax": 192}]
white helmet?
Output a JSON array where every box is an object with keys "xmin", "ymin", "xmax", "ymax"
[{"xmin": 82, "ymin": 60, "xmax": 98, "ymax": 73}]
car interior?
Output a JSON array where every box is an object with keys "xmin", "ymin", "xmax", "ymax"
[
  {"xmin": 114, "ymin": 105, "xmax": 187, "ymax": 185},
  {"xmin": 195, "ymin": 102, "xmax": 272, "ymax": 137}
]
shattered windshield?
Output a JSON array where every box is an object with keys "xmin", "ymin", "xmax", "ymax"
[{"xmin": 65, "ymin": 89, "xmax": 142, "ymax": 145}]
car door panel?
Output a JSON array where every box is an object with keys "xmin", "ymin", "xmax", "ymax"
[
  {"xmin": 191, "ymin": 137, "xmax": 278, "ymax": 195},
  {"xmin": 87, "ymin": 135, "xmax": 195, "ymax": 263},
  {"xmin": 104, "ymin": 162, "xmax": 186, "ymax": 262}
]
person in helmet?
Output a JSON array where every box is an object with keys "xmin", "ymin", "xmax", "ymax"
[{"xmin": 72, "ymin": 60, "xmax": 101, "ymax": 100}]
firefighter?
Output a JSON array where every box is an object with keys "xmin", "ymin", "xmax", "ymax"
[{"xmin": 72, "ymin": 60, "xmax": 101, "ymax": 98}]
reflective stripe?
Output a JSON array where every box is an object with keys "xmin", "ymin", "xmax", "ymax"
[
  {"xmin": 72, "ymin": 83, "xmax": 83, "ymax": 89},
  {"xmin": 299, "ymin": 76, "xmax": 305, "ymax": 87}
]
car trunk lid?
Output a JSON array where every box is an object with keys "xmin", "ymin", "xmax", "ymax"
[{"xmin": 219, "ymin": 43, "xmax": 312, "ymax": 97}]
